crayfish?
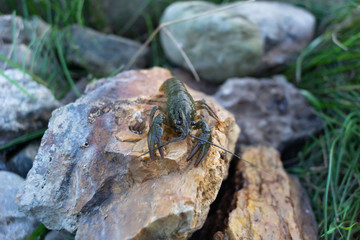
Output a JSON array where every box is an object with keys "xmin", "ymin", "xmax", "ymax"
[
  {"xmin": 141, "ymin": 77, "xmax": 222, "ymax": 167},
  {"xmin": 136, "ymin": 77, "xmax": 265, "ymax": 171}
]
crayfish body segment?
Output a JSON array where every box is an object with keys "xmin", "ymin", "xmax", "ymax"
[{"xmin": 148, "ymin": 78, "xmax": 220, "ymax": 167}]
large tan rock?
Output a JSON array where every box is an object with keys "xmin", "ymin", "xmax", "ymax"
[
  {"xmin": 16, "ymin": 67, "xmax": 240, "ymax": 239},
  {"xmin": 221, "ymin": 147, "xmax": 317, "ymax": 240}
]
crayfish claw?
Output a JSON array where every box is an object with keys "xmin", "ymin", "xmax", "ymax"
[
  {"xmin": 188, "ymin": 131, "xmax": 211, "ymax": 167},
  {"xmin": 194, "ymin": 143, "xmax": 210, "ymax": 167},
  {"xmin": 186, "ymin": 143, "xmax": 201, "ymax": 161},
  {"xmin": 147, "ymin": 112, "xmax": 166, "ymax": 160}
]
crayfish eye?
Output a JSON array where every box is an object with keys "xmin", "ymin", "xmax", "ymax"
[
  {"xmin": 191, "ymin": 121, "xmax": 196, "ymax": 126},
  {"xmin": 176, "ymin": 120, "xmax": 182, "ymax": 125}
]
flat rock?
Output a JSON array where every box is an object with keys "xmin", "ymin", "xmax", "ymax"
[
  {"xmin": 214, "ymin": 75, "xmax": 322, "ymax": 151},
  {"xmin": 160, "ymin": 1, "xmax": 263, "ymax": 83},
  {"xmin": 221, "ymin": 147, "xmax": 317, "ymax": 240},
  {"xmin": 16, "ymin": 67, "xmax": 240, "ymax": 239},
  {"xmin": 0, "ymin": 69, "xmax": 61, "ymax": 147},
  {"xmin": 62, "ymin": 25, "xmax": 149, "ymax": 77},
  {"xmin": 232, "ymin": 1, "xmax": 315, "ymax": 74},
  {"xmin": 0, "ymin": 171, "xmax": 39, "ymax": 240}
]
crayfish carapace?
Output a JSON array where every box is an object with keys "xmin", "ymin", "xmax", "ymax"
[{"xmin": 146, "ymin": 77, "xmax": 221, "ymax": 167}]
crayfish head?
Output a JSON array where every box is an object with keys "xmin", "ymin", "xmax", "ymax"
[{"xmin": 171, "ymin": 108, "xmax": 195, "ymax": 138}]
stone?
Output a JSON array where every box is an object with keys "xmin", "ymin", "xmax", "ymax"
[
  {"xmin": 84, "ymin": 0, "xmax": 175, "ymax": 36},
  {"xmin": 220, "ymin": 147, "xmax": 317, "ymax": 240},
  {"xmin": 16, "ymin": 67, "xmax": 240, "ymax": 239},
  {"xmin": 232, "ymin": 1, "xmax": 316, "ymax": 74},
  {"xmin": 60, "ymin": 77, "xmax": 90, "ymax": 105},
  {"xmin": 0, "ymin": 43, "xmax": 34, "ymax": 72},
  {"xmin": 0, "ymin": 69, "xmax": 61, "ymax": 147},
  {"xmin": 0, "ymin": 15, "xmax": 62, "ymax": 81},
  {"xmin": 0, "ymin": 171, "xmax": 39, "ymax": 240},
  {"xmin": 214, "ymin": 75, "xmax": 322, "ymax": 151},
  {"xmin": 44, "ymin": 230, "xmax": 74, "ymax": 240},
  {"xmin": 0, "ymin": 15, "xmax": 50, "ymax": 45},
  {"xmin": 172, "ymin": 68, "xmax": 220, "ymax": 96},
  {"xmin": 62, "ymin": 25, "xmax": 149, "ymax": 77},
  {"xmin": 6, "ymin": 141, "xmax": 40, "ymax": 178},
  {"xmin": 0, "ymin": 160, "xmax": 6, "ymax": 171},
  {"xmin": 160, "ymin": 1, "xmax": 263, "ymax": 83},
  {"xmin": 0, "ymin": 0, "xmax": 176, "ymax": 37}
]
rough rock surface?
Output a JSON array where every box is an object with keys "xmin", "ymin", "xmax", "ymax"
[
  {"xmin": 222, "ymin": 147, "xmax": 317, "ymax": 240},
  {"xmin": 214, "ymin": 75, "xmax": 322, "ymax": 151},
  {"xmin": 0, "ymin": 69, "xmax": 61, "ymax": 147},
  {"xmin": 6, "ymin": 141, "xmax": 40, "ymax": 178},
  {"xmin": 63, "ymin": 25, "xmax": 149, "ymax": 77},
  {"xmin": 0, "ymin": 171, "xmax": 39, "ymax": 240},
  {"xmin": 160, "ymin": 1, "xmax": 263, "ymax": 83},
  {"xmin": 232, "ymin": 1, "xmax": 315, "ymax": 74},
  {"xmin": 16, "ymin": 67, "xmax": 240, "ymax": 239}
]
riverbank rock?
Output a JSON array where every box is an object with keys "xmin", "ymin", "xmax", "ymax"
[
  {"xmin": 16, "ymin": 67, "xmax": 240, "ymax": 239},
  {"xmin": 222, "ymin": 147, "xmax": 317, "ymax": 239},
  {"xmin": 0, "ymin": 171, "xmax": 39, "ymax": 240},
  {"xmin": 232, "ymin": 1, "xmax": 315, "ymax": 74},
  {"xmin": 0, "ymin": 69, "xmax": 61, "ymax": 147},
  {"xmin": 160, "ymin": 1, "xmax": 263, "ymax": 83},
  {"xmin": 62, "ymin": 25, "xmax": 149, "ymax": 77},
  {"xmin": 214, "ymin": 75, "xmax": 322, "ymax": 151}
]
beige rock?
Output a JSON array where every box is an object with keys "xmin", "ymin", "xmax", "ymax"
[
  {"xmin": 16, "ymin": 67, "xmax": 240, "ymax": 240},
  {"xmin": 221, "ymin": 147, "xmax": 317, "ymax": 240}
]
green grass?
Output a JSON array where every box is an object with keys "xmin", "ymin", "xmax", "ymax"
[
  {"xmin": 286, "ymin": 2, "xmax": 360, "ymax": 239},
  {"xmin": 1, "ymin": 0, "xmax": 359, "ymax": 239}
]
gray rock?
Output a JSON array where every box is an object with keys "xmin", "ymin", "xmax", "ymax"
[
  {"xmin": 0, "ymin": 171, "xmax": 39, "ymax": 240},
  {"xmin": 214, "ymin": 75, "xmax": 322, "ymax": 151},
  {"xmin": 0, "ymin": 69, "xmax": 61, "ymax": 147},
  {"xmin": 45, "ymin": 230, "xmax": 74, "ymax": 240},
  {"xmin": 84, "ymin": 0, "xmax": 175, "ymax": 36},
  {"xmin": 59, "ymin": 77, "xmax": 90, "ymax": 105},
  {"xmin": 6, "ymin": 141, "xmax": 40, "ymax": 178},
  {"xmin": 0, "ymin": 159, "xmax": 7, "ymax": 170},
  {"xmin": 0, "ymin": 0, "xmax": 175, "ymax": 37},
  {"xmin": 16, "ymin": 68, "xmax": 239, "ymax": 239},
  {"xmin": 0, "ymin": 43, "xmax": 34, "ymax": 72},
  {"xmin": 0, "ymin": 15, "xmax": 62, "ymax": 81},
  {"xmin": 62, "ymin": 25, "xmax": 149, "ymax": 77},
  {"xmin": 160, "ymin": 1, "xmax": 263, "ymax": 83},
  {"xmin": 232, "ymin": 1, "xmax": 315, "ymax": 74},
  {"xmin": 0, "ymin": 15, "xmax": 50, "ymax": 45}
]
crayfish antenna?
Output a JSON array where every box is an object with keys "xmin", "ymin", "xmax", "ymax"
[{"xmin": 189, "ymin": 134, "xmax": 272, "ymax": 175}]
